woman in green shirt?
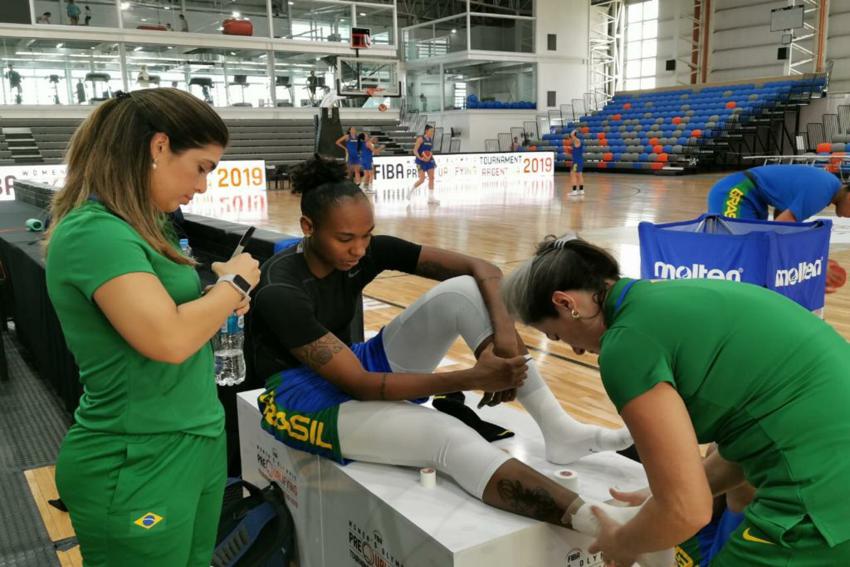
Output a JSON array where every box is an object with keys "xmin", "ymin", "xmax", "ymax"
[
  {"xmin": 45, "ymin": 88, "xmax": 260, "ymax": 566},
  {"xmin": 501, "ymin": 236, "xmax": 850, "ymax": 566}
]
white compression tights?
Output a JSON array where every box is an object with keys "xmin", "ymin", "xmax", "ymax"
[{"xmin": 337, "ymin": 276, "xmax": 632, "ymax": 498}]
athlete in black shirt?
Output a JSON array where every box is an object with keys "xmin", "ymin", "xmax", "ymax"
[{"xmin": 245, "ymin": 155, "xmax": 633, "ymax": 530}]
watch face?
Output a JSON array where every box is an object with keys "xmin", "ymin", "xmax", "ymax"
[{"xmin": 233, "ymin": 274, "xmax": 252, "ymax": 293}]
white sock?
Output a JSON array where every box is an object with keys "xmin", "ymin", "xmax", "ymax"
[
  {"xmin": 570, "ymin": 500, "xmax": 674, "ymax": 567},
  {"xmin": 518, "ymin": 361, "xmax": 633, "ymax": 464}
]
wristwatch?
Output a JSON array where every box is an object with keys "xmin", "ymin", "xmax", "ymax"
[{"xmin": 217, "ymin": 274, "xmax": 252, "ymax": 300}]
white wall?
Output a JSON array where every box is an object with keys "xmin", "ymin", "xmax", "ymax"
[
  {"xmin": 709, "ymin": 0, "xmax": 801, "ymax": 83},
  {"xmin": 827, "ymin": 0, "xmax": 850, "ymax": 93},
  {"xmin": 535, "ymin": 0, "xmax": 588, "ymax": 109},
  {"xmin": 425, "ymin": 110, "xmax": 538, "ymax": 151},
  {"xmin": 653, "ymin": 0, "xmax": 697, "ymax": 88}
]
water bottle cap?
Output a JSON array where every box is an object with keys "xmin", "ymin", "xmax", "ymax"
[{"xmin": 179, "ymin": 238, "xmax": 189, "ymax": 246}]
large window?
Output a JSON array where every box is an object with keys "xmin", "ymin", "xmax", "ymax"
[
  {"xmin": 469, "ymin": 16, "xmax": 533, "ymax": 53},
  {"xmin": 443, "ymin": 62, "xmax": 535, "ymax": 110},
  {"xmin": 624, "ymin": 0, "xmax": 658, "ymax": 91},
  {"xmin": 0, "ymin": 38, "xmax": 122, "ymax": 105},
  {"xmin": 402, "ymin": 15, "xmax": 467, "ymax": 61}
]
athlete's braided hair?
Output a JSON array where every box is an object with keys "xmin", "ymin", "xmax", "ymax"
[
  {"xmin": 289, "ymin": 153, "xmax": 365, "ymax": 226},
  {"xmin": 501, "ymin": 236, "xmax": 620, "ymax": 324}
]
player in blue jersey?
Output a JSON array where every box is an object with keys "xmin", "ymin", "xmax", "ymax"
[
  {"xmin": 707, "ymin": 164, "xmax": 850, "ymax": 222},
  {"xmin": 407, "ymin": 125, "xmax": 439, "ymax": 204},
  {"xmin": 336, "ymin": 126, "xmax": 362, "ymax": 186},
  {"xmin": 570, "ymin": 129, "xmax": 585, "ymax": 196}
]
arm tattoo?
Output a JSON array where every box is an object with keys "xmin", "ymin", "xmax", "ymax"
[
  {"xmin": 379, "ymin": 372, "xmax": 388, "ymax": 400},
  {"xmin": 496, "ymin": 480, "xmax": 562, "ymax": 525},
  {"xmin": 416, "ymin": 260, "xmax": 462, "ymax": 282},
  {"xmin": 292, "ymin": 333, "xmax": 345, "ymax": 369}
]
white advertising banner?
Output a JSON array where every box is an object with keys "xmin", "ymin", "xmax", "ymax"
[
  {"xmin": 371, "ymin": 152, "xmax": 555, "ymax": 189},
  {"xmin": 0, "ymin": 160, "xmax": 267, "ymax": 220},
  {"xmin": 0, "ymin": 164, "xmax": 67, "ymax": 201},
  {"xmin": 182, "ymin": 159, "xmax": 268, "ymax": 222}
]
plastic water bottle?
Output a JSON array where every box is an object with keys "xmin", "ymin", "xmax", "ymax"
[
  {"xmin": 214, "ymin": 314, "xmax": 246, "ymax": 386},
  {"xmin": 179, "ymin": 238, "xmax": 192, "ymax": 259}
]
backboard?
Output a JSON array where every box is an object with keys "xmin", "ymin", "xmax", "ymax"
[{"xmin": 336, "ymin": 57, "xmax": 401, "ymax": 97}]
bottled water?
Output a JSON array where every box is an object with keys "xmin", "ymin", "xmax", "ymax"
[
  {"xmin": 214, "ymin": 314, "xmax": 246, "ymax": 386},
  {"xmin": 179, "ymin": 238, "xmax": 192, "ymax": 259}
]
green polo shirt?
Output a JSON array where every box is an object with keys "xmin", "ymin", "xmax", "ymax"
[
  {"xmin": 598, "ymin": 278, "xmax": 850, "ymax": 546},
  {"xmin": 46, "ymin": 201, "xmax": 223, "ymax": 437}
]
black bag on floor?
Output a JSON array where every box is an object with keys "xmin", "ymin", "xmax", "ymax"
[{"xmin": 212, "ymin": 478, "xmax": 296, "ymax": 567}]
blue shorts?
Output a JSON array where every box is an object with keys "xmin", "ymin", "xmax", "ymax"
[
  {"xmin": 416, "ymin": 158, "xmax": 436, "ymax": 172},
  {"xmin": 707, "ymin": 172, "xmax": 767, "ymax": 220},
  {"xmin": 361, "ymin": 159, "xmax": 373, "ymax": 172},
  {"xmin": 257, "ymin": 330, "xmax": 426, "ymax": 463},
  {"xmin": 676, "ymin": 509, "xmax": 745, "ymax": 565},
  {"xmin": 571, "ymin": 160, "xmax": 584, "ymax": 173},
  {"xmin": 347, "ymin": 158, "xmax": 361, "ymax": 167}
]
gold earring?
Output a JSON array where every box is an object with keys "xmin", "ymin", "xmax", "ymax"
[{"xmin": 571, "ymin": 309, "xmax": 581, "ymax": 319}]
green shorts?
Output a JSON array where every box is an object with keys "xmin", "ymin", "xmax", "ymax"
[
  {"xmin": 710, "ymin": 518, "xmax": 850, "ymax": 566},
  {"xmin": 55, "ymin": 425, "xmax": 226, "ymax": 567}
]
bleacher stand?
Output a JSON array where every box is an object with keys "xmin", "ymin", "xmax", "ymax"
[
  {"xmin": 0, "ymin": 117, "xmax": 401, "ymax": 173},
  {"xmin": 528, "ymin": 75, "xmax": 827, "ymax": 173}
]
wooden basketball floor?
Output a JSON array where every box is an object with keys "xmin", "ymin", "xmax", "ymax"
[{"xmin": 261, "ymin": 170, "xmax": 850, "ymax": 430}]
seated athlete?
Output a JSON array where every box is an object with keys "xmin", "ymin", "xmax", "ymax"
[
  {"xmin": 244, "ymin": 155, "xmax": 638, "ymax": 534},
  {"xmin": 707, "ymin": 164, "xmax": 850, "ymax": 222}
]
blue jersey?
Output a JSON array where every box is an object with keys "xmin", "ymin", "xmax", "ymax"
[
  {"xmin": 345, "ymin": 135, "xmax": 360, "ymax": 164},
  {"xmin": 748, "ymin": 165, "xmax": 841, "ymax": 220},
  {"xmin": 361, "ymin": 144, "xmax": 374, "ymax": 170},
  {"xmin": 571, "ymin": 138, "xmax": 584, "ymax": 163},
  {"xmin": 415, "ymin": 135, "xmax": 436, "ymax": 171}
]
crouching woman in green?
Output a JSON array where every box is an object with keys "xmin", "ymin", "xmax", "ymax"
[
  {"xmin": 44, "ymin": 89, "xmax": 261, "ymax": 566},
  {"xmin": 501, "ymin": 236, "xmax": 850, "ymax": 566}
]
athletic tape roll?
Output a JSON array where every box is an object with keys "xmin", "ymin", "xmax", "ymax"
[
  {"xmin": 25, "ymin": 218, "xmax": 44, "ymax": 232},
  {"xmin": 419, "ymin": 467, "xmax": 436, "ymax": 489},
  {"xmin": 552, "ymin": 469, "xmax": 580, "ymax": 492}
]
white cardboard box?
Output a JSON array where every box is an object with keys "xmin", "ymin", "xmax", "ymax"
[{"xmin": 237, "ymin": 389, "xmax": 648, "ymax": 567}]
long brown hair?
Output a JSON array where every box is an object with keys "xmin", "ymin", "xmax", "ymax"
[{"xmin": 45, "ymin": 88, "xmax": 228, "ymax": 264}]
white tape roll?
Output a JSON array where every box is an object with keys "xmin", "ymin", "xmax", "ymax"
[
  {"xmin": 420, "ymin": 467, "xmax": 436, "ymax": 489},
  {"xmin": 552, "ymin": 468, "xmax": 580, "ymax": 492}
]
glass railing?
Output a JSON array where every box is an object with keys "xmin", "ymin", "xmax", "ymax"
[
  {"xmin": 29, "ymin": 0, "xmax": 396, "ymax": 47},
  {"xmin": 402, "ymin": 15, "xmax": 467, "ymax": 61}
]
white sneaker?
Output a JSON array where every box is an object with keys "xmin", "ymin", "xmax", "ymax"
[
  {"xmin": 570, "ymin": 188, "xmax": 578, "ymax": 196},
  {"xmin": 363, "ymin": 186, "xmax": 376, "ymax": 195},
  {"xmin": 427, "ymin": 196, "xmax": 440, "ymax": 205},
  {"xmin": 578, "ymin": 188, "xmax": 585, "ymax": 195}
]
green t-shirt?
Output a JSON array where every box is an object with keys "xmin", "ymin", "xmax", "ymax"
[
  {"xmin": 46, "ymin": 201, "xmax": 223, "ymax": 437},
  {"xmin": 599, "ymin": 278, "xmax": 850, "ymax": 546}
]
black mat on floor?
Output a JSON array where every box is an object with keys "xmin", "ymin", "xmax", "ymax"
[{"xmin": 0, "ymin": 331, "xmax": 71, "ymax": 567}]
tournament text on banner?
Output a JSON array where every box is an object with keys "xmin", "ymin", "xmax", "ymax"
[{"xmin": 371, "ymin": 152, "xmax": 555, "ymax": 188}]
